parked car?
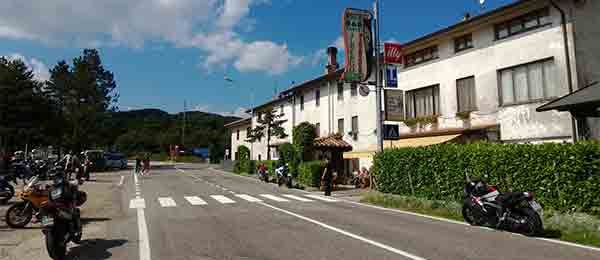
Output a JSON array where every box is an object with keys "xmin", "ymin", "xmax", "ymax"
[
  {"xmin": 104, "ymin": 153, "xmax": 127, "ymax": 170},
  {"xmin": 84, "ymin": 150, "xmax": 106, "ymax": 171}
]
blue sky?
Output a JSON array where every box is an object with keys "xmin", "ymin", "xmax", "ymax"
[{"xmin": 0, "ymin": 0, "xmax": 515, "ymax": 117}]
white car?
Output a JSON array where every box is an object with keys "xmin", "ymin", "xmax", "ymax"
[{"xmin": 104, "ymin": 153, "xmax": 127, "ymax": 169}]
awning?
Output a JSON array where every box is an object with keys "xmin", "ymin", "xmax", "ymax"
[
  {"xmin": 537, "ymin": 82, "xmax": 600, "ymax": 112},
  {"xmin": 343, "ymin": 134, "xmax": 461, "ymax": 159},
  {"xmin": 314, "ymin": 134, "xmax": 353, "ymax": 151}
]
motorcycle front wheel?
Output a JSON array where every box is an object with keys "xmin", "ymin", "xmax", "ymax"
[
  {"xmin": 462, "ymin": 204, "xmax": 485, "ymax": 226},
  {"xmin": 0, "ymin": 185, "xmax": 14, "ymax": 204},
  {"xmin": 516, "ymin": 207, "xmax": 544, "ymax": 236},
  {"xmin": 45, "ymin": 223, "xmax": 67, "ymax": 260},
  {"xmin": 5, "ymin": 202, "xmax": 33, "ymax": 228}
]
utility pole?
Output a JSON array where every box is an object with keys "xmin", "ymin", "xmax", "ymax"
[
  {"xmin": 182, "ymin": 100, "xmax": 186, "ymax": 147},
  {"xmin": 374, "ymin": 0, "xmax": 384, "ymax": 153}
]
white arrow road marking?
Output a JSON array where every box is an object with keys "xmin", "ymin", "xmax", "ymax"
[
  {"xmin": 258, "ymin": 202, "xmax": 427, "ymax": 260},
  {"xmin": 282, "ymin": 194, "xmax": 314, "ymax": 202},
  {"xmin": 235, "ymin": 194, "xmax": 262, "ymax": 202},
  {"xmin": 158, "ymin": 197, "xmax": 177, "ymax": 207},
  {"xmin": 260, "ymin": 194, "xmax": 290, "ymax": 202},
  {"xmin": 184, "ymin": 196, "xmax": 207, "ymax": 206},
  {"xmin": 129, "ymin": 198, "xmax": 146, "ymax": 209},
  {"xmin": 210, "ymin": 195, "xmax": 236, "ymax": 204},
  {"xmin": 304, "ymin": 194, "xmax": 338, "ymax": 202}
]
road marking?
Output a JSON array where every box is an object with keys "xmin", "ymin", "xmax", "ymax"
[
  {"xmin": 118, "ymin": 176, "xmax": 125, "ymax": 186},
  {"xmin": 260, "ymin": 194, "xmax": 290, "ymax": 202},
  {"xmin": 158, "ymin": 197, "xmax": 177, "ymax": 207},
  {"xmin": 282, "ymin": 194, "xmax": 314, "ymax": 202},
  {"xmin": 210, "ymin": 195, "xmax": 236, "ymax": 204},
  {"xmin": 176, "ymin": 168, "xmax": 185, "ymax": 173},
  {"xmin": 137, "ymin": 208, "xmax": 151, "ymax": 260},
  {"xmin": 235, "ymin": 194, "xmax": 262, "ymax": 202},
  {"xmin": 184, "ymin": 196, "xmax": 207, "ymax": 206},
  {"xmin": 535, "ymin": 237, "xmax": 600, "ymax": 252},
  {"xmin": 258, "ymin": 202, "xmax": 427, "ymax": 260},
  {"xmin": 304, "ymin": 194, "xmax": 338, "ymax": 202},
  {"xmin": 129, "ymin": 198, "xmax": 146, "ymax": 209}
]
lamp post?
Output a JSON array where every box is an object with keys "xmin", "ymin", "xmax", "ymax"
[{"xmin": 225, "ymin": 77, "xmax": 255, "ymax": 159}]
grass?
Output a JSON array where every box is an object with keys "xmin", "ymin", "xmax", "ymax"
[{"xmin": 361, "ymin": 191, "xmax": 600, "ymax": 247}]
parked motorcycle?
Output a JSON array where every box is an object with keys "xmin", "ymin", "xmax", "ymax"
[
  {"xmin": 276, "ymin": 164, "xmax": 293, "ymax": 188},
  {"xmin": 257, "ymin": 168, "xmax": 269, "ymax": 183},
  {"xmin": 40, "ymin": 171, "xmax": 87, "ymax": 260},
  {"xmin": 5, "ymin": 175, "xmax": 48, "ymax": 228},
  {"xmin": 462, "ymin": 175, "xmax": 544, "ymax": 236},
  {"xmin": 0, "ymin": 174, "xmax": 16, "ymax": 204}
]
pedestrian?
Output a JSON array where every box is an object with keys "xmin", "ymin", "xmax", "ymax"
[
  {"xmin": 142, "ymin": 154, "xmax": 150, "ymax": 176},
  {"xmin": 135, "ymin": 155, "xmax": 142, "ymax": 174},
  {"xmin": 321, "ymin": 158, "xmax": 333, "ymax": 196}
]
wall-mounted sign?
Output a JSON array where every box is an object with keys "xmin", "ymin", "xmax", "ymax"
[
  {"xmin": 342, "ymin": 8, "xmax": 373, "ymax": 83},
  {"xmin": 386, "ymin": 66, "xmax": 398, "ymax": 88},
  {"xmin": 384, "ymin": 89, "xmax": 404, "ymax": 121},
  {"xmin": 384, "ymin": 42, "xmax": 403, "ymax": 64},
  {"xmin": 383, "ymin": 124, "xmax": 400, "ymax": 140},
  {"xmin": 359, "ymin": 84, "xmax": 370, "ymax": 97}
]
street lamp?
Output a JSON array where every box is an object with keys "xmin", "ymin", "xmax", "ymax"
[{"xmin": 225, "ymin": 77, "xmax": 255, "ymax": 160}]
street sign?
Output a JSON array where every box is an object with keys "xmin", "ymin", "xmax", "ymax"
[
  {"xmin": 384, "ymin": 89, "xmax": 404, "ymax": 121},
  {"xmin": 342, "ymin": 8, "xmax": 374, "ymax": 83},
  {"xmin": 384, "ymin": 42, "xmax": 403, "ymax": 64},
  {"xmin": 385, "ymin": 65, "xmax": 397, "ymax": 88},
  {"xmin": 359, "ymin": 84, "xmax": 370, "ymax": 97},
  {"xmin": 383, "ymin": 124, "xmax": 400, "ymax": 140}
]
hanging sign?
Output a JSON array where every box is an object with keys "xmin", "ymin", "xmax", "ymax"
[
  {"xmin": 341, "ymin": 8, "xmax": 374, "ymax": 83},
  {"xmin": 386, "ymin": 66, "xmax": 398, "ymax": 88},
  {"xmin": 384, "ymin": 42, "xmax": 403, "ymax": 64},
  {"xmin": 384, "ymin": 89, "xmax": 404, "ymax": 121}
]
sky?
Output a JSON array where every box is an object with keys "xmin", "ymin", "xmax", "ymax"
[{"xmin": 0, "ymin": 0, "xmax": 516, "ymax": 117}]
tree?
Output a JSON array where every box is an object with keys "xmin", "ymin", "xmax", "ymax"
[
  {"xmin": 247, "ymin": 109, "xmax": 288, "ymax": 160},
  {"xmin": 293, "ymin": 122, "xmax": 316, "ymax": 161}
]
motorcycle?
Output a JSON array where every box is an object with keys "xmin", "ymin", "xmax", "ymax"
[
  {"xmin": 0, "ymin": 174, "xmax": 16, "ymax": 204},
  {"xmin": 5, "ymin": 175, "xmax": 49, "ymax": 228},
  {"xmin": 462, "ymin": 175, "xmax": 544, "ymax": 236},
  {"xmin": 257, "ymin": 168, "xmax": 269, "ymax": 183},
  {"xmin": 40, "ymin": 172, "xmax": 87, "ymax": 260},
  {"xmin": 276, "ymin": 165, "xmax": 293, "ymax": 188}
]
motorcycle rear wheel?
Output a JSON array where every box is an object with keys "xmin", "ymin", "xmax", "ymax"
[
  {"xmin": 517, "ymin": 207, "xmax": 544, "ymax": 236},
  {"xmin": 5, "ymin": 202, "xmax": 33, "ymax": 228}
]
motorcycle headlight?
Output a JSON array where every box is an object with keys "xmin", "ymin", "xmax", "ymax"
[{"xmin": 50, "ymin": 187, "xmax": 63, "ymax": 200}]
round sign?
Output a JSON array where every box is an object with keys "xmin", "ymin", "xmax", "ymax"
[{"xmin": 359, "ymin": 84, "xmax": 370, "ymax": 97}]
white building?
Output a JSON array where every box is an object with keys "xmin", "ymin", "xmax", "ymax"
[{"xmin": 227, "ymin": 0, "xmax": 592, "ymax": 174}]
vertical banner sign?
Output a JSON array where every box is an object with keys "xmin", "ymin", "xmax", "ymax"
[
  {"xmin": 342, "ymin": 8, "xmax": 373, "ymax": 83},
  {"xmin": 384, "ymin": 89, "xmax": 404, "ymax": 121},
  {"xmin": 384, "ymin": 42, "xmax": 403, "ymax": 64},
  {"xmin": 385, "ymin": 65, "xmax": 397, "ymax": 88}
]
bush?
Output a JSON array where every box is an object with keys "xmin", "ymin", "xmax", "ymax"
[
  {"xmin": 235, "ymin": 145, "xmax": 252, "ymax": 174},
  {"xmin": 298, "ymin": 160, "xmax": 326, "ymax": 187},
  {"xmin": 372, "ymin": 142, "xmax": 600, "ymax": 214},
  {"xmin": 293, "ymin": 122, "xmax": 316, "ymax": 161},
  {"xmin": 278, "ymin": 143, "xmax": 301, "ymax": 176}
]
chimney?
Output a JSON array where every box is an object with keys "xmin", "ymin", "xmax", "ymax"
[
  {"xmin": 463, "ymin": 12, "xmax": 471, "ymax": 21},
  {"xmin": 325, "ymin": 46, "xmax": 339, "ymax": 74}
]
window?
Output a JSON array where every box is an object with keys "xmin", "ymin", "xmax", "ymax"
[
  {"xmin": 337, "ymin": 82, "xmax": 344, "ymax": 101},
  {"xmin": 300, "ymin": 95, "xmax": 304, "ymax": 110},
  {"xmin": 236, "ymin": 129, "xmax": 240, "ymax": 140},
  {"xmin": 499, "ymin": 58, "xmax": 561, "ymax": 106},
  {"xmin": 246, "ymin": 127, "xmax": 251, "ymax": 138},
  {"xmin": 454, "ymin": 34, "xmax": 473, "ymax": 53},
  {"xmin": 457, "ymin": 76, "xmax": 477, "ymax": 112},
  {"xmin": 350, "ymin": 83, "xmax": 358, "ymax": 97},
  {"xmin": 495, "ymin": 8, "xmax": 550, "ymax": 40},
  {"xmin": 404, "ymin": 46, "xmax": 438, "ymax": 67},
  {"xmin": 337, "ymin": 118, "xmax": 344, "ymax": 135},
  {"xmin": 315, "ymin": 89, "xmax": 320, "ymax": 107},
  {"xmin": 258, "ymin": 154, "xmax": 261, "ymax": 161},
  {"xmin": 406, "ymin": 85, "xmax": 440, "ymax": 118},
  {"xmin": 315, "ymin": 123, "xmax": 320, "ymax": 137},
  {"xmin": 351, "ymin": 116, "xmax": 358, "ymax": 141}
]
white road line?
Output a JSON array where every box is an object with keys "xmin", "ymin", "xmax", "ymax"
[
  {"xmin": 118, "ymin": 176, "xmax": 125, "ymax": 186},
  {"xmin": 304, "ymin": 194, "xmax": 338, "ymax": 202},
  {"xmin": 184, "ymin": 196, "xmax": 207, "ymax": 206},
  {"xmin": 137, "ymin": 209, "xmax": 151, "ymax": 260},
  {"xmin": 282, "ymin": 194, "xmax": 314, "ymax": 202},
  {"xmin": 158, "ymin": 197, "xmax": 177, "ymax": 207},
  {"xmin": 535, "ymin": 238, "xmax": 600, "ymax": 252},
  {"xmin": 210, "ymin": 195, "xmax": 236, "ymax": 204},
  {"xmin": 258, "ymin": 202, "xmax": 427, "ymax": 260},
  {"xmin": 260, "ymin": 194, "xmax": 290, "ymax": 202},
  {"xmin": 176, "ymin": 168, "xmax": 185, "ymax": 173},
  {"xmin": 129, "ymin": 198, "xmax": 146, "ymax": 209},
  {"xmin": 235, "ymin": 194, "xmax": 263, "ymax": 202}
]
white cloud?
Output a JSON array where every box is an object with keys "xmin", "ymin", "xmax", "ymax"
[
  {"xmin": 3, "ymin": 53, "xmax": 50, "ymax": 82},
  {"xmin": 193, "ymin": 104, "xmax": 249, "ymax": 118},
  {"xmin": 333, "ymin": 35, "xmax": 345, "ymax": 50},
  {"xmin": 0, "ymin": 0, "xmax": 301, "ymax": 75}
]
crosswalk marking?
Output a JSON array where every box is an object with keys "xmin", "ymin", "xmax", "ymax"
[
  {"xmin": 260, "ymin": 194, "xmax": 290, "ymax": 202},
  {"xmin": 158, "ymin": 197, "xmax": 177, "ymax": 207},
  {"xmin": 210, "ymin": 195, "xmax": 236, "ymax": 204},
  {"xmin": 282, "ymin": 194, "xmax": 314, "ymax": 202},
  {"xmin": 235, "ymin": 194, "xmax": 262, "ymax": 202},
  {"xmin": 304, "ymin": 194, "xmax": 338, "ymax": 202},
  {"xmin": 184, "ymin": 196, "xmax": 207, "ymax": 205}
]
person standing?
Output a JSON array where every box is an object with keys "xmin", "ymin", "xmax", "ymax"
[
  {"xmin": 142, "ymin": 154, "xmax": 150, "ymax": 176},
  {"xmin": 135, "ymin": 155, "xmax": 142, "ymax": 174},
  {"xmin": 322, "ymin": 158, "xmax": 333, "ymax": 196}
]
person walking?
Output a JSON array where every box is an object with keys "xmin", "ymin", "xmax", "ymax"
[
  {"xmin": 142, "ymin": 154, "xmax": 150, "ymax": 176},
  {"xmin": 135, "ymin": 155, "xmax": 142, "ymax": 174},
  {"xmin": 322, "ymin": 158, "xmax": 333, "ymax": 196}
]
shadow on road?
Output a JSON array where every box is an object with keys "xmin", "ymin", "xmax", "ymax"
[
  {"xmin": 67, "ymin": 239, "xmax": 127, "ymax": 260},
  {"xmin": 541, "ymin": 228, "xmax": 562, "ymax": 239}
]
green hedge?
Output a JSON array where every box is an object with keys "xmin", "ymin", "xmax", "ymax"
[
  {"xmin": 372, "ymin": 142, "xmax": 600, "ymax": 214},
  {"xmin": 298, "ymin": 161, "xmax": 325, "ymax": 187}
]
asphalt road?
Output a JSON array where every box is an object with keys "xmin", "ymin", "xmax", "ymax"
[{"xmin": 103, "ymin": 163, "xmax": 600, "ymax": 260}]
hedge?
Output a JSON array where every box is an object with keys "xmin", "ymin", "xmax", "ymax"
[
  {"xmin": 372, "ymin": 142, "xmax": 600, "ymax": 214},
  {"xmin": 298, "ymin": 161, "xmax": 326, "ymax": 187}
]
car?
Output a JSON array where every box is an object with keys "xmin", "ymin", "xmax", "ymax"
[
  {"xmin": 84, "ymin": 150, "xmax": 106, "ymax": 171},
  {"xmin": 104, "ymin": 153, "xmax": 127, "ymax": 170}
]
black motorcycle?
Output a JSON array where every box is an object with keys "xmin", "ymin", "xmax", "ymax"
[
  {"xmin": 0, "ymin": 174, "xmax": 16, "ymax": 204},
  {"xmin": 462, "ymin": 176, "xmax": 543, "ymax": 236},
  {"xmin": 276, "ymin": 165, "xmax": 293, "ymax": 188},
  {"xmin": 39, "ymin": 170, "xmax": 87, "ymax": 260}
]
